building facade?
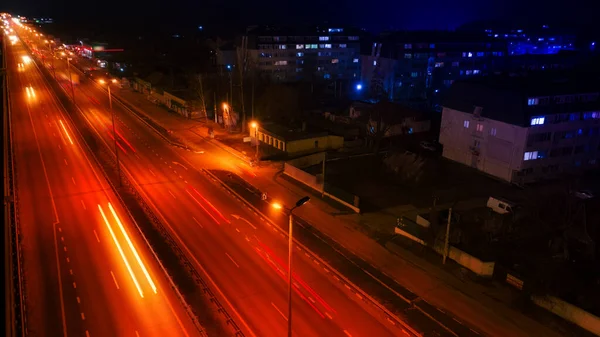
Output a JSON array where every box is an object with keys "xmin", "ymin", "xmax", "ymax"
[
  {"xmin": 244, "ymin": 26, "xmax": 362, "ymax": 83},
  {"xmin": 361, "ymin": 32, "xmax": 507, "ymax": 107},
  {"xmin": 439, "ymin": 74, "xmax": 600, "ymax": 184}
]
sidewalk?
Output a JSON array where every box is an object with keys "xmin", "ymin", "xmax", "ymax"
[{"xmin": 112, "ymin": 86, "xmax": 576, "ymax": 337}]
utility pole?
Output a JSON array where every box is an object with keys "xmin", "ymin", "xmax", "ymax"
[
  {"xmin": 213, "ymin": 91, "xmax": 217, "ymax": 124},
  {"xmin": 251, "ymin": 71, "xmax": 255, "ymax": 120},
  {"xmin": 198, "ymin": 74, "xmax": 207, "ymax": 119},
  {"xmin": 443, "ymin": 207, "xmax": 452, "ymax": 264},
  {"xmin": 321, "ymin": 152, "xmax": 326, "ymax": 197}
]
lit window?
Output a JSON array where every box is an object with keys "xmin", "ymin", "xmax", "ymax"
[
  {"xmin": 467, "ymin": 52, "xmax": 473, "ymax": 57},
  {"xmin": 476, "ymin": 52, "xmax": 484, "ymax": 57},
  {"xmin": 296, "ymin": 44, "xmax": 304, "ymax": 49},
  {"xmin": 430, "ymin": 44, "xmax": 435, "ymax": 48},
  {"xmin": 473, "ymin": 70, "xmax": 480, "ymax": 74},
  {"xmin": 279, "ymin": 45, "xmax": 287, "ymax": 50},
  {"xmin": 404, "ymin": 53, "xmax": 412, "ymax": 59},
  {"xmin": 319, "ymin": 36, "xmax": 329, "ymax": 41},
  {"xmin": 319, "ymin": 44, "xmax": 325, "ymax": 48},
  {"xmin": 466, "ymin": 70, "xmax": 473, "ymax": 75},
  {"xmin": 452, "ymin": 61, "xmax": 459, "ymax": 67},
  {"xmin": 324, "ymin": 73, "xmax": 331, "ymax": 79},
  {"xmin": 349, "ymin": 36, "xmax": 359, "ymax": 40},
  {"xmin": 411, "ymin": 72, "xmax": 418, "ymax": 78},
  {"xmin": 528, "ymin": 98, "xmax": 539, "ymax": 106},
  {"xmin": 373, "ymin": 60, "xmax": 377, "ymax": 66},
  {"xmin": 274, "ymin": 60, "xmax": 288, "ymax": 66},
  {"xmin": 353, "ymin": 58, "xmax": 359, "ymax": 63},
  {"xmin": 490, "ymin": 128, "xmax": 497, "ymax": 136},
  {"xmin": 325, "ymin": 44, "xmax": 332, "ymax": 49},
  {"xmin": 524, "ymin": 151, "xmax": 538, "ymax": 161},
  {"xmin": 476, "ymin": 123, "xmax": 483, "ymax": 132},
  {"xmin": 583, "ymin": 112, "xmax": 600, "ymax": 120},
  {"xmin": 296, "ymin": 68, "xmax": 302, "ymax": 72},
  {"xmin": 530, "ymin": 116, "xmax": 545, "ymax": 125},
  {"xmin": 464, "ymin": 120, "xmax": 470, "ymax": 128},
  {"xmin": 331, "ymin": 59, "xmax": 339, "ymax": 64},
  {"xmin": 311, "ymin": 44, "xmax": 317, "ymax": 49},
  {"xmin": 435, "ymin": 62, "xmax": 444, "ymax": 68},
  {"xmin": 339, "ymin": 44, "xmax": 347, "ymax": 48},
  {"xmin": 404, "ymin": 44, "xmax": 412, "ymax": 49},
  {"xmin": 296, "ymin": 52, "xmax": 304, "ymax": 57}
]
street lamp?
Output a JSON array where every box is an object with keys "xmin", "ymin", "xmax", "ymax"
[
  {"xmin": 273, "ymin": 196, "xmax": 310, "ymax": 337},
  {"xmin": 99, "ymin": 78, "xmax": 122, "ymax": 186},
  {"xmin": 251, "ymin": 121, "xmax": 259, "ymax": 162}
]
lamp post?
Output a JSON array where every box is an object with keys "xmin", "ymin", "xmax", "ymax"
[
  {"xmin": 66, "ymin": 57, "xmax": 75, "ymax": 102},
  {"xmin": 100, "ymin": 78, "xmax": 122, "ymax": 186},
  {"xmin": 251, "ymin": 121, "xmax": 259, "ymax": 162},
  {"xmin": 273, "ymin": 196, "xmax": 310, "ymax": 337}
]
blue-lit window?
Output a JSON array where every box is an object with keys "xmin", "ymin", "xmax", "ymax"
[
  {"xmin": 464, "ymin": 120, "xmax": 470, "ymax": 128},
  {"xmin": 476, "ymin": 52, "xmax": 484, "ymax": 57},
  {"xmin": 404, "ymin": 44, "xmax": 412, "ymax": 49},
  {"xmin": 373, "ymin": 60, "xmax": 377, "ymax": 66},
  {"xmin": 411, "ymin": 72, "xmax": 418, "ymax": 78},
  {"xmin": 339, "ymin": 44, "xmax": 347, "ymax": 48},
  {"xmin": 319, "ymin": 36, "xmax": 329, "ymax": 41},
  {"xmin": 524, "ymin": 151, "xmax": 538, "ymax": 161},
  {"xmin": 353, "ymin": 58, "xmax": 359, "ymax": 63},
  {"xmin": 296, "ymin": 52, "xmax": 304, "ymax": 57},
  {"xmin": 565, "ymin": 132, "xmax": 574, "ymax": 139},
  {"xmin": 577, "ymin": 128, "xmax": 583, "ymax": 135},
  {"xmin": 583, "ymin": 112, "xmax": 600, "ymax": 120},
  {"xmin": 324, "ymin": 73, "xmax": 331, "ymax": 79},
  {"xmin": 468, "ymin": 52, "xmax": 473, "ymax": 58},
  {"xmin": 296, "ymin": 44, "xmax": 304, "ymax": 49},
  {"xmin": 324, "ymin": 44, "xmax": 332, "ymax": 49},
  {"xmin": 530, "ymin": 116, "xmax": 545, "ymax": 125},
  {"xmin": 429, "ymin": 44, "xmax": 435, "ymax": 48},
  {"xmin": 569, "ymin": 113, "xmax": 580, "ymax": 121},
  {"xmin": 473, "ymin": 70, "xmax": 480, "ymax": 74},
  {"xmin": 404, "ymin": 53, "xmax": 412, "ymax": 59},
  {"xmin": 466, "ymin": 70, "xmax": 473, "ymax": 75},
  {"xmin": 528, "ymin": 98, "xmax": 539, "ymax": 106}
]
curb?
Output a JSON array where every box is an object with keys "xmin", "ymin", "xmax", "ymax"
[{"xmin": 201, "ymin": 168, "xmax": 423, "ymax": 337}]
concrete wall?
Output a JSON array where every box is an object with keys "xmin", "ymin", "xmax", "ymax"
[
  {"xmin": 287, "ymin": 135, "xmax": 343, "ymax": 154},
  {"xmin": 283, "ymin": 163, "xmax": 323, "ymax": 193},
  {"xmin": 532, "ymin": 296, "xmax": 600, "ymax": 336},
  {"xmin": 287, "ymin": 152, "xmax": 326, "ymax": 169}
]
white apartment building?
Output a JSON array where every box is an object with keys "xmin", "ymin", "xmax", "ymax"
[{"xmin": 439, "ymin": 74, "xmax": 600, "ymax": 184}]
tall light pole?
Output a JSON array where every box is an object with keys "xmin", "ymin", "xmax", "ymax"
[
  {"xmin": 100, "ymin": 79, "xmax": 122, "ymax": 186},
  {"xmin": 274, "ymin": 196, "xmax": 310, "ymax": 337},
  {"xmin": 66, "ymin": 57, "xmax": 75, "ymax": 102},
  {"xmin": 251, "ymin": 121, "xmax": 259, "ymax": 162}
]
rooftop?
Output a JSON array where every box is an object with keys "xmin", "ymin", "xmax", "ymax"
[{"xmin": 442, "ymin": 72, "xmax": 600, "ymax": 127}]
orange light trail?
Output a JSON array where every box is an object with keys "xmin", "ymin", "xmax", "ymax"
[
  {"xmin": 58, "ymin": 120, "xmax": 74, "ymax": 145},
  {"xmin": 114, "ymin": 129, "xmax": 136, "ymax": 153},
  {"xmin": 108, "ymin": 203, "xmax": 157, "ymax": 294},
  {"xmin": 189, "ymin": 185, "xmax": 230, "ymax": 223},
  {"xmin": 107, "ymin": 132, "xmax": 128, "ymax": 154},
  {"xmin": 98, "ymin": 204, "xmax": 144, "ymax": 298},
  {"xmin": 259, "ymin": 240, "xmax": 336, "ymax": 313},
  {"xmin": 185, "ymin": 188, "xmax": 220, "ymax": 225}
]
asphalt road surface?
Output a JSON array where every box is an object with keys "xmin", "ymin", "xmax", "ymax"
[
  {"xmin": 36, "ymin": 39, "xmax": 414, "ymax": 337},
  {"xmin": 7, "ymin": 33, "xmax": 203, "ymax": 337}
]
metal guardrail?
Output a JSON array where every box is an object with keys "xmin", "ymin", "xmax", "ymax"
[{"xmin": 3, "ymin": 38, "xmax": 27, "ymax": 337}]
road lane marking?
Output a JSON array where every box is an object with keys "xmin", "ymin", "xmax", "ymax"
[
  {"xmin": 61, "ymin": 236, "xmax": 64, "ymax": 242},
  {"xmin": 81, "ymin": 200, "xmax": 86, "ymax": 210},
  {"xmin": 77, "ymin": 297, "xmax": 80, "ymax": 303},
  {"xmin": 58, "ymin": 144, "xmax": 61, "ymax": 150},
  {"xmin": 69, "ymin": 269, "xmax": 73, "ymax": 275},
  {"xmin": 86, "ymin": 331, "xmax": 90, "ymax": 337},
  {"xmin": 325, "ymin": 312, "xmax": 333, "ymax": 319},
  {"xmin": 230, "ymin": 214, "xmax": 257, "ymax": 229},
  {"xmin": 81, "ymin": 312, "xmax": 85, "ymax": 320},
  {"xmin": 149, "ymin": 169, "xmax": 156, "ymax": 177},
  {"xmin": 64, "ymin": 159, "xmax": 68, "ymax": 166},
  {"xmin": 225, "ymin": 252, "xmax": 239, "ymax": 268},
  {"xmin": 343, "ymin": 330, "xmax": 352, "ymax": 337},
  {"xmin": 192, "ymin": 217, "xmax": 203, "ymax": 229},
  {"xmin": 135, "ymin": 332, "xmax": 140, "ymax": 337},
  {"xmin": 73, "ymin": 282, "xmax": 76, "ymax": 288},
  {"xmin": 63, "ymin": 246, "xmax": 67, "ymax": 252},
  {"xmin": 168, "ymin": 189, "xmax": 176, "ymax": 199},
  {"xmin": 271, "ymin": 302, "xmax": 287, "ymax": 321},
  {"xmin": 93, "ymin": 230, "xmax": 100, "ymax": 242},
  {"xmin": 110, "ymin": 271, "xmax": 120, "ymax": 289},
  {"xmin": 71, "ymin": 177, "xmax": 76, "ymax": 185},
  {"xmin": 66, "ymin": 257, "xmax": 70, "ymax": 263}
]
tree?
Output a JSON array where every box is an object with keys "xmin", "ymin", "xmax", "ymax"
[{"xmin": 367, "ymin": 101, "xmax": 394, "ymax": 153}]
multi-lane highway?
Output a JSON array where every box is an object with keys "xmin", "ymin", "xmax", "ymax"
[
  {"xmin": 7, "ymin": 29, "xmax": 205, "ymax": 337},
  {"xmin": 15, "ymin": 26, "xmax": 419, "ymax": 337}
]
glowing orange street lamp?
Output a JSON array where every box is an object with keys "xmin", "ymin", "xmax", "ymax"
[{"xmin": 251, "ymin": 121, "xmax": 259, "ymax": 161}]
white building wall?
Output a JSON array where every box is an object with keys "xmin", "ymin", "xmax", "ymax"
[{"xmin": 440, "ymin": 107, "xmax": 528, "ymax": 182}]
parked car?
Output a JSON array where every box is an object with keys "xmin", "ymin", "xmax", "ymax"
[
  {"xmin": 571, "ymin": 190, "xmax": 595, "ymax": 200},
  {"xmin": 420, "ymin": 141, "xmax": 437, "ymax": 152}
]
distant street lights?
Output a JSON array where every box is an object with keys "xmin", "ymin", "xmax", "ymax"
[{"xmin": 273, "ymin": 196, "xmax": 310, "ymax": 337}]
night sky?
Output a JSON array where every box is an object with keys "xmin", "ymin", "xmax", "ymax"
[{"xmin": 1, "ymin": 0, "xmax": 595, "ymax": 31}]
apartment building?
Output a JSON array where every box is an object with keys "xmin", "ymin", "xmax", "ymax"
[
  {"xmin": 439, "ymin": 73, "xmax": 600, "ymax": 184},
  {"xmin": 361, "ymin": 31, "xmax": 507, "ymax": 106},
  {"xmin": 244, "ymin": 26, "xmax": 362, "ymax": 82}
]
